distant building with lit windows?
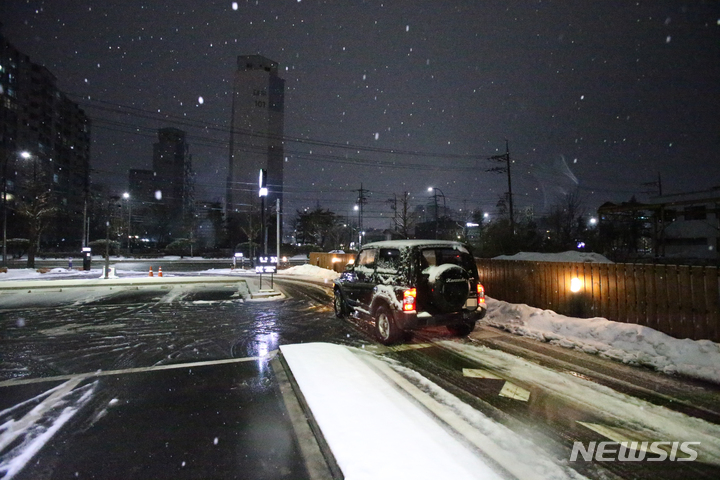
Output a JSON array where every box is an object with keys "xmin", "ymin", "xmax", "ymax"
[{"xmin": 0, "ymin": 27, "xmax": 91, "ymax": 249}]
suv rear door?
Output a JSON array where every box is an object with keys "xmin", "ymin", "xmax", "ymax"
[{"xmin": 343, "ymin": 248, "xmax": 377, "ymax": 309}]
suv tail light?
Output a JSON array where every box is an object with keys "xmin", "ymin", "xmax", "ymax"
[
  {"xmin": 477, "ymin": 283, "xmax": 485, "ymax": 304},
  {"xmin": 403, "ymin": 288, "xmax": 417, "ymax": 311}
]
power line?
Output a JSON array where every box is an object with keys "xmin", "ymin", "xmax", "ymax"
[{"xmin": 72, "ymin": 93, "xmax": 490, "ymax": 161}]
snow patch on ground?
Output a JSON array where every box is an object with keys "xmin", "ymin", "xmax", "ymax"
[
  {"xmin": 493, "ymin": 251, "xmax": 613, "ymax": 263},
  {"xmin": 0, "ymin": 379, "xmax": 96, "ymax": 479},
  {"xmin": 483, "ymin": 298, "xmax": 720, "ymax": 384},
  {"xmin": 279, "ymin": 264, "xmax": 340, "ymax": 280}
]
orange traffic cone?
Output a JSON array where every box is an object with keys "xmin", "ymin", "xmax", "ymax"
[
  {"xmin": 149, "ymin": 266, "xmax": 154, "ymax": 277},
  {"xmin": 158, "ymin": 266, "xmax": 163, "ymax": 277}
]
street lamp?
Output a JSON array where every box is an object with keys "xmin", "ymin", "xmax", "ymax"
[
  {"xmin": 3, "ymin": 150, "xmax": 32, "ymax": 267},
  {"xmin": 123, "ymin": 192, "xmax": 132, "ymax": 254},
  {"xmin": 259, "ymin": 169, "xmax": 268, "ymax": 255},
  {"xmin": 428, "ymin": 187, "xmax": 447, "ymax": 239}
]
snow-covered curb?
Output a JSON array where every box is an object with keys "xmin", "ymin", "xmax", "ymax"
[{"xmin": 483, "ymin": 298, "xmax": 720, "ymax": 384}]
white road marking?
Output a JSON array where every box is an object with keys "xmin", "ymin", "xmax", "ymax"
[
  {"xmin": 462, "ymin": 368, "xmax": 531, "ymax": 401},
  {"xmin": 577, "ymin": 421, "xmax": 651, "ymax": 451},
  {"xmin": 389, "ymin": 343, "xmax": 433, "ymax": 352},
  {"xmin": 498, "ymin": 382, "xmax": 531, "ymax": 402},
  {"xmin": 462, "ymin": 368, "xmax": 503, "ymax": 380},
  {"xmin": 0, "ymin": 352, "xmax": 277, "ymax": 388}
]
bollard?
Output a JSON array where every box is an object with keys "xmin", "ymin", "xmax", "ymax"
[
  {"xmin": 158, "ymin": 266, "xmax": 163, "ymax": 277},
  {"xmin": 149, "ymin": 266, "xmax": 154, "ymax": 277}
]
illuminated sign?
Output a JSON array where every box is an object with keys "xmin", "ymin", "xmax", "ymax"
[{"xmin": 255, "ymin": 256, "xmax": 277, "ymax": 274}]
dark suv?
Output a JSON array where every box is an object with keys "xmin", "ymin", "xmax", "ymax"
[{"xmin": 333, "ymin": 240, "xmax": 486, "ymax": 344}]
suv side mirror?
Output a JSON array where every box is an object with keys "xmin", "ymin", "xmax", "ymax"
[{"xmin": 345, "ymin": 262, "xmax": 355, "ymax": 272}]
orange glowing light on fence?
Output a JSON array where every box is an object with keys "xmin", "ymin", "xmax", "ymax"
[
  {"xmin": 403, "ymin": 288, "xmax": 417, "ymax": 311},
  {"xmin": 477, "ymin": 283, "xmax": 486, "ymax": 303},
  {"xmin": 570, "ymin": 277, "xmax": 582, "ymax": 293},
  {"xmin": 331, "ymin": 257, "xmax": 341, "ymax": 263}
]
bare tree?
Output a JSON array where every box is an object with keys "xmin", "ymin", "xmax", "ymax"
[
  {"xmin": 545, "ymin": 191, "xmax": 585, "ymax": 250},
  {"xmin": 387, "ymin": 192, "xmax": 417, "ymax": 239},
  {"xmin": 17, "ymin": 189, "xmax": 57, "ymax": 268}
]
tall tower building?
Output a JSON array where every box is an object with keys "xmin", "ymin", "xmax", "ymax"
[{"xmin": 226, "ymin": 55, "xmax": 285, "ymax": 220}]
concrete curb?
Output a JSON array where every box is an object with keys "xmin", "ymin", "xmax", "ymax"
[{"xmin": 0, "ymin": 275, "xmax": 249, "ymax": 292}]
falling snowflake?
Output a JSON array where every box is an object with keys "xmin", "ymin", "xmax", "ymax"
[
  {"xmin": 374, "ymin": 132, "xmax": 379, "ymax": 140},
  {"xmin": 198, "ymin": 96, "xmax": 204, "ymax": 104},
  {"xmin": 232, "ymin": 2, "xmax": 238, "ymax": 10}
]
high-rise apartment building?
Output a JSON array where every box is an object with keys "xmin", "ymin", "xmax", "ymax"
[
  {"xmin": 1, "ymin": 28, "xmax": 91, "ymax": 249},
  {"xmin": 226, "ymin": 55, "xmax": 285, "ymax": 219},
  {"xmin": 126, "ymin": 128, "xmax": 194, "ymax": 246}
]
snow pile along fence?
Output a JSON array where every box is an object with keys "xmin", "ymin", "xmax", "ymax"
[{"xmin": 476, "ymin": 259, "xmax": 719, "ymax": 343}]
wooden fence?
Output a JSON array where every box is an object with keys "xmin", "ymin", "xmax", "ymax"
[
  {"xmin": 476, "ymin": 260, "xmax": 720, "ymax": 343},
  {"xmin": 309, "ymin": 252, "xmax": 355, "ymax": 273}
]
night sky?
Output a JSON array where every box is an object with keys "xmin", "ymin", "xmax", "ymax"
[{"xmin": 3, "ymin": 1, "xmax": 719, "ymax": 228}]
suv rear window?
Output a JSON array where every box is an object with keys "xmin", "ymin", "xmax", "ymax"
[{"xmin": 420, "ymin": 247, "xmax": 476, "ymax": 275}]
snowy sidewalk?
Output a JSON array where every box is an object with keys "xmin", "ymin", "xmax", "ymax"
[
  {"xmin": 0, "ymin": 275, "xmax": 251, "ymax": 291},
  {"xmin": 281, "ymin": 342, "xmax": 583, "ymax": 480}
]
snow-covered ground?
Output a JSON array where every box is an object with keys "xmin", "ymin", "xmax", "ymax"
[
  {"xmin": 0, "ymin": 267, "xmax": 91, "ymax": 281},
  {"xmin": 483, "ymin": 298, "xmax": 720, "ymax": 384},
  {"xmin": 281, "ymin": 342, "xmax": 585, "ymax": 480},
  {"xmin": 494, "ymin": 251, "xmax": 613, "ymax": 263}
]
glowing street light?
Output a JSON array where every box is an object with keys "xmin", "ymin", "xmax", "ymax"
[
  {"xmin": 3, "ymin": 150, "xmax": 32, "ymax": 267},
  {"xmin": 122, "ymin": 192, "xmax": 132, "ymax": 253}
]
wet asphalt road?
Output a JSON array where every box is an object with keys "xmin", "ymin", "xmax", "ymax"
[
  {"xmin": 0, "ymin": 277, "xmax": 368, "ymax": 479},
  {"xmin": 2, "ymin": 276, "xmax": 720, "ymax": 479}
]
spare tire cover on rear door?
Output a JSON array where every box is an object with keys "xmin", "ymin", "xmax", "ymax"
[{"xmin": 427, "ymin": 264, "xmax": 470, "ymax": 313}]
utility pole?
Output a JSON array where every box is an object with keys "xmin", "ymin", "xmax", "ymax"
[
  {"xmin": 487, "ymin": 139, "xmax": 514, "ymax": 234},
  {"xmin": 641, "ymin": 172, "xmax": 663, "ymax": 197},
  {"xmin": 356, "ymin": 183, "xmax": 369, "ymax": 246}
]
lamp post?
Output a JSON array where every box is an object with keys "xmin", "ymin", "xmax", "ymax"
[
  {"xmin": 3, "ymin": 151, "xmax": 31, "ymax": 267},
  {"xmin": 428, "ymin": 187, "xmax": 446, "ymax": 239},
  {"xmin": 123, "ymin": 192, "xmax": 132, "ymax": 254},
  {"xmin": 259, "ymin": 169, "xmax": 268, "ymax": 255},
  {"xmin": 104, "ymin": 217, "xmax": 110, "ymax": 279}
]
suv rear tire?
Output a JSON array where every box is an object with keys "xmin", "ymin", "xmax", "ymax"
[
  {"xmin": 334, "ymin": 289, "xmax": 348, "ymax": 318},
  {"xmin": 375, "ymin": 305, "xmax": 402, "ymax": 345}
]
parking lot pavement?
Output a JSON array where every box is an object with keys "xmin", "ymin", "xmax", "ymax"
[{"xmin": 2, "ymin": 355, "xmax": 326, "ymax": 480}]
